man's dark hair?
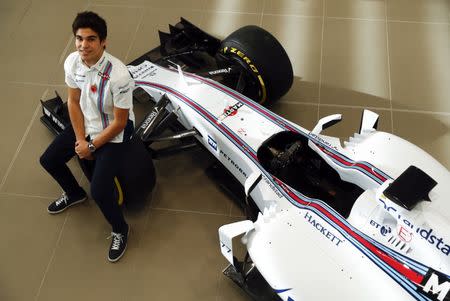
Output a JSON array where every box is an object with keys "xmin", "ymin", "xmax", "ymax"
[{"xmin": 72, "ymin": 11, "xmax": 107, "ymax": 41}]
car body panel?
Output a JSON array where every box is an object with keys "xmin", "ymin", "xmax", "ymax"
[{"xmin": 128, "ymin": 60, "xmax": 450, "ymax": 301}]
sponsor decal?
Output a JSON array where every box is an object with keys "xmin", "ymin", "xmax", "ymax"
[
  {"xmin": 222, "ymin": 47, "xmax": 259, "ymax": 73},
  {"xmin": 219, "ymin": 150, "xmax": 247, "ymax": 178},
  {"xmin": 237, "ymin": 128, "xmax": 247, "ymax": 136},
  {"xmin": 304, "ymin": 212, "xmax": 343, "ymax": 247},
  {"xmin": 117, "ymin": 83, "xmax": 130, "ymax": 94},
  {"xmin": 118, "ymin": 87, "xmax": 130, "ymax": 94},
  {"xmin": 140, "ymin": 109, "xmax": 160, "ymax": 131},
  {"xmin": 220, "ymin": 242, "xmax": 231, "ymax": 254},
  {"xmin": 52, "ymin": 115, "xmax": 65, "ymax": 130},
  {"xmin": 398, "ymin": 226, "xmax": 413, "ymax": 242},
  {"xmin": 379, "ymin": 199, "xmax": 450, "ymax": 256},
  {"xmin": 75, "ymin": 72, "xmax": 85, "ymax": 83},
  {"xmin": 43, "ymin": 107, "xmax": 66, "ymax": 130},
  {"xmin": 218, "ymin": 102, "xmax": 243, "ymax": 121},
  {"xmin": 370, "ymin": 220, "xmax": 392, "ymax": 237},
  {"xmin": 221, "ymin": 46, "xmax": 267, "ymax": 103},
  {"xmin": 420, "ymin": 270, "xmax": 450, "ymax": 301},
  {"xmin": 207, "ymin": 135, "xmax": 217, "ymax": 151},
  {"xmin": 309, "ymin": 133, "xmax": 338, "ymax": 151},
  {"xmin": 97, "ymin": 70, "xmax": 110, "ymax": 80},
  {"xmin": 129, "ymin": 63, "xmax": 157, "ymax": 79},
  {"xmin": 43, "ymin": 107, "xmax": 50, "ymax": 117},
  {"xmin": 74, "ymin": 73, "xmax": 86, "ymax": 83},
  {"xmin": 262, "ymin": 175, "xmax": 283, "ymax": 199},
  {"xmin": 208, "ymin": 67, "xmax": 232, "ymax": 75}
]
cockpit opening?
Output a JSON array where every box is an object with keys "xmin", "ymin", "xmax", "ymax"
[{"xmin": 257, "ymin": 131, "xmax": 364, "ymax": 218}]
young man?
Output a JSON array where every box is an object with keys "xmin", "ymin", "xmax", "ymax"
[{"xmin": 40, "ymin": 11, "xmax": 135, "ymax": 262}]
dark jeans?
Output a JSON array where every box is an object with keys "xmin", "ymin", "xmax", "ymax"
[{"xmin": 40, "ymin": 126, "xmax": 128, "ymax": 233}]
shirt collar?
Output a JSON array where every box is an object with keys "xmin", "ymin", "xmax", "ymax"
[{"xmin": 77, "ymin": 51, "xmax": 107, "ymax": 72}]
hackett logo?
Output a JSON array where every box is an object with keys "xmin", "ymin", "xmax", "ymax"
[{"xmin": 304, "ymin": 212, "xmax": 343, "ymax": 247}]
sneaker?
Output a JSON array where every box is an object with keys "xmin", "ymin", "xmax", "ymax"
[
  {"xmin": 47, "ymin": 192, "xmax": 87, "ymax": 214},
  {"xmin": 107, "ymin": 226, "xmax": 129, "ymax": 262}
]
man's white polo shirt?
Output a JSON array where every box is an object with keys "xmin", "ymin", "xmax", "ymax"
[{"xmin": 64, "ymin": 51, "xmax": 135, "ymax": 143}]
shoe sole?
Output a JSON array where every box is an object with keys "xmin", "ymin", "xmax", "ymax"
[
  {"xmin": 108, "ymin": 226, "xmax": 130, "ymax": 263},
  {"xmin": 47, "ymin": 196, "xmax": 87, "ymax": 214}
]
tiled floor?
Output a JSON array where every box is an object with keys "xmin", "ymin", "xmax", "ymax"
[{"xmin": 0, "ymin": 0, "xmax": 448, "ymax": 300}]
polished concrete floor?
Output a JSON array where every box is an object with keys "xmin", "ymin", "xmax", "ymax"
[{"xmin": 0, "ymin": 0, "xmax": 449, "ymax": 300}]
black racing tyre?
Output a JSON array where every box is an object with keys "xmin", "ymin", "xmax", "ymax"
[
  {"xmin": 116, "ymin": 136, "xmax": 156, "ymax": 206},
  {"xmin": 78, "ymin": 136, "xmax": 156, "ymax": 206},
  {"xmin": 220, "ymin": 26, "xmax": 293, "ymax": 104}
]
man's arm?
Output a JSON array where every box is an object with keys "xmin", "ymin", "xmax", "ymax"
[
  {"xmin": 91, "ymin": 107, "xmax": 129, "ymax": 149},
  {"xmin": 74, "ymin": 106, "xmax": 129, "ymax": 159},
  {"xmin": 67, "ymin": 87, "xmax": 85, "ymax": 141}
]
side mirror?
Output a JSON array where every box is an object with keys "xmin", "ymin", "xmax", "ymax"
[
  {"xmin": 311, "ymin": 114, "xmax": 342, "ymax": 135},
  {"xmin": 359, "ymin": 109, "xmax": 379, "ymax": 134}
]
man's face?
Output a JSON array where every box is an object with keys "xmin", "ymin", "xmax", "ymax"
[{"xmin": 75, "ymin": 28, "xmax": 106, "ymax": 67}]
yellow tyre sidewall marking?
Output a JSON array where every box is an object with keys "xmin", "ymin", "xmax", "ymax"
[
  {"xmin": 222, "ymin": 47, "xmax": 267, "ymax": 104},
  {"xmin": 114, "ymin": 177, "xmax": 124, "ymax": 206}
]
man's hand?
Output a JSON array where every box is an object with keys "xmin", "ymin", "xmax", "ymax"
[{"xmin": 75, "ymin": 140, "xmax": 93, "ymax": 160}]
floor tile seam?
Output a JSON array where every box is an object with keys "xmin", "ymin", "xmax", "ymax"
[
  {"xmin": 284, "ymin": 96, "xmax": 320, "ymax": 103},
  {"xmin": 387, "ymin": 19, "xmax": 449, "ymax": 26},
  {"xmin": 5, "ymin": 81, "xmax": 64, "ymax": 87},
  {"xmin": 259, "ymin": 0, "xmax": 266, "ymax": 26},
  {"xmin": 317, "ymin": 0, "xmax": 326, "ymax": 122},
  {"xmin": 89, "ymin": 3, "xmax": 149, "ymax": 9},
  {"xmin": 135, "ymin": 186, "xmax": 157, "ymax": 247},
  {"xmin": 150, "ymin": 206, "xmax": 230, "ymax": 217},
  {"xmin": 389, "ymin": 108, "xmax": 450, "ymax": 117},
  {"xmin": 384, "ymin": 0, "xmax": 394, "ymax": 133},
  {"xmin": 281, "ymin": 98, "xmax": 450, "ymax": 117},
  {"xmin": 228, "ymin": 202, "xmax": 233, "ymax": 217},
  {"xmin": 34, "ymin": 213, "xmax": 70, "ymax": 301},
  {"xmin": 214, "ymin": 269, "xmax": 223, "ymax": 301},
  {"xmin": 280, "ymin": 100, "xmax": 442, "ymax": 114},
  {"xmin": 89, "ymin": 3, "xmax": 204, "ymax": 11},
  {"xmin": 317, "ymin": 103, "xmax": 450, "ymax": 116},
  {"xmin": 278, "ymin": 101, "xmax": 325, "ymax": 107},
  {"xmin": 128, "ymin": 186, "xmax": 158, "ymax": 276},
  {"xmin": 325, "ymin": 16, "xmax": 449, "ymax": 25},
  {"xmin": 59, "ymin": 35, "xmax": 74, "ymax": 66},
  {"xmin": 130, "ymin": 185, "xmax": 159, "ymax": 274},
  {"xmin": 318, "ymin": 102, "xmax": 395, "ymax": 111},
  {"xmin": 124, "ymin": 9, "xmax": 146, "ymax": 62},
  {"xmin": 0, "ymin": 95, "xmax": 44, "ymax": 191},
  {"xmin": 10, "ymin": 0, "xmax": 33, "ymax": 39},
  {"xmin": 0, "ymin": 192, "xmax": 54, "ymax": 200},
  {"xmin": 201, "ymin": 10, "xmax": 263, "ymax": 15},
  {"xmin": 48, "ymin": 2, "xmax": 89, "ymax": 84},
  {"xmin": 229, "ymin": 214, "xmax": 246, "ymax": 218},
  {"xmin": 198, "ymin": 1, "xmax": 206, "ymax": 27},
  {"xmin": 262, "ymin": 13, "xmax": 323, "ymax": 19}
]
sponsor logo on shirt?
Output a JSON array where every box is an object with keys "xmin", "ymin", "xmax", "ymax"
[{"xmin": 98, "ymin": 70, "xmax": 110, "ymax": 80}]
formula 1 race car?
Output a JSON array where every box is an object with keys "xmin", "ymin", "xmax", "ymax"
[{"xmin": 41, "ymin": 18, "xmax": 450, "ymax": 301}]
